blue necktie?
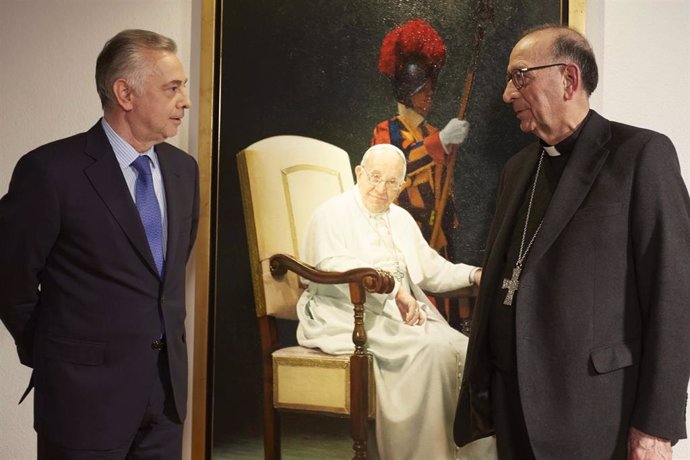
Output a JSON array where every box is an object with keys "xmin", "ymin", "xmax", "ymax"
[{"xmin": 132, "ymin": 155, "xmax": 165, "ymax": 276}]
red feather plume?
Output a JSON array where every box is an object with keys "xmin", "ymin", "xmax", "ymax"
[{"xmin": 378, "ymin": 19, "xmax": 447, "ymax": 77}]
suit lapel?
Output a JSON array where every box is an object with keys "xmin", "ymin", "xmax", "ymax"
[
  {"xmin": 524, "ymin": 111, "xmax": 612, "ymax": 271},
  {"xmin": 476, "ymin": 145, "xmax": 541, "ymax": 318},
  {"xmin": 157, "ymin": 144, "xmax": 182, "ymax": 275},
  {"xmin": 466, "ymin": 145, "xmax": 542, "ymax": 379},
  {"xmin": 83, "ymin": 122, "xmax": 161, "ymax": 277},
  {"xmin": 488, "ymin": 146, "xmax": 542, "ymax": 278}
]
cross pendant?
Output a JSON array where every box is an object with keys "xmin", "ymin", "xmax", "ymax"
[
  {"xmin": 502, "ymin": 265, "xmax": 522, "ymax": 306},
  {"xmin": 393, "ymin": 269, "xmax": 405, "ymax": 282},
  {"xmin": 392, "ymin": 262, "xmax": 405, "ymax": 282}
]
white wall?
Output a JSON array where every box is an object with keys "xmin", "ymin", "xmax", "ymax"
[
  {"xmin": 0, "ymin": 1, "xmax": 198, "ymax": 459},
  {"xmin": 587, "ymin": 1, "xmax": 690, "ymax": 457}
]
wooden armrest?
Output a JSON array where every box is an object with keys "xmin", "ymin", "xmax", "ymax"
[
  {"xmin": 269, "ymin": 253, "xmax": 394, "ymax": 355},
  {"xmin": 269, "ymin": 253, "xmax": 394, "ymax": 295}
]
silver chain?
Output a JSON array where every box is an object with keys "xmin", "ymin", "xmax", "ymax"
[
  {"xmin": 355, "ymin": 195, "xmax": 406, "ymax": 281},
  {"xmin": 516, "ymin": 151, "xmax": 545, "ymax": 268}
]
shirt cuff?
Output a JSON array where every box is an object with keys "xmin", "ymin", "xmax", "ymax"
[{"xmin": 469, "ymin": 267, "xmax": 482, "ymax": 285}]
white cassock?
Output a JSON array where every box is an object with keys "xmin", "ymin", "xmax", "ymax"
[{"xmin": 297, "ymin": 187, "xmax": 496, "ymax": 460}]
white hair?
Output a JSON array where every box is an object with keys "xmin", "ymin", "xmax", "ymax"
[{"xmin": 360, "ymin": 144, "xmax": 407, "ymax": 179}]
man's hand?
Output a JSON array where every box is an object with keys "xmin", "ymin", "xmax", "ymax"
[
  {"xmin": 395, "ymin": 289, "xmax": 426, "ymax": 326},
  {"xmin": 628, "ymin": 427, "xmax": 672, "ymax": 460}
]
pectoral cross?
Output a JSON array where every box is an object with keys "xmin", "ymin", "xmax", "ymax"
[
  {"xmin": 392, "ymin": 262, "xmax": 405, "ymax": 282},
  {"xmin": 502, "ymin": 266, "xmax": 522, "ymax": 306}
]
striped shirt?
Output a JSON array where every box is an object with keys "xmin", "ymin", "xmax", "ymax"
[{"xmin": 101, "ymin": 118, "xmax": 168, "ymax": 253}]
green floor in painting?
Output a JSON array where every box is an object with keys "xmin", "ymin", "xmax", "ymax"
[{"xmin": 213, "ymin": 412, "xmax": 355, "ymax": 459}]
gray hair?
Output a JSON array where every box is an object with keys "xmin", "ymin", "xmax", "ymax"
[
  {"xmin": 360, "ymin": 144, "xmax": 407, "ymax": 179},
  {"xmin": 521, "ymin": 24, "xmax": 598, "ymax": 95},
  {"xmin": 96, "ymin": 29, "xmax": 177, "ymax": 110}
]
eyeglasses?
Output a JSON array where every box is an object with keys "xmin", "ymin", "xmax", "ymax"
[
  {"xmin": 505, "ymin": 63, "xmax": 567, "ymax": 89},
  {"xmin": 361, "ymin": 167, "xmax": 403, "ymax": 192}
]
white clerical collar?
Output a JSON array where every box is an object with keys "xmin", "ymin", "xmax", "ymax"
[
  {"xmin": 397, "ymin": 103, "xmax": 425, "ymax": 129},
  {"xmin": 543, "ymin": 145, "xmax": 561, "ymax": 157}
]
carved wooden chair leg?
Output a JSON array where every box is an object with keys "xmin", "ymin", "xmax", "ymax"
[
  {"xmin": 350, "ymin": 283, "xmax": 369, "ymax": 460},
  {"xmin": 263, "ymin": 388, "xmax": 280, "ymax": 460},
  {"xmin": 261, "ymin": 318, "xmax": 281, "ymax": 460},
  {"xmin": 350, "ymin": 354, "xmax": 369, "ymax": 460}
]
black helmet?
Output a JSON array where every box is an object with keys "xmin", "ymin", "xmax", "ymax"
[
  {"xmin": 378, "ymin": 19, "xmax": 447, "ymax": 107},
  {"xmin": 392, "ymin": 56, "xmax": 438, "ymax": 106}
]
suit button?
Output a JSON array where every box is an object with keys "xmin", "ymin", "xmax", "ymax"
[{"xmin": 151, "ymin": 339, "xmax": 165, "ymax": 351}]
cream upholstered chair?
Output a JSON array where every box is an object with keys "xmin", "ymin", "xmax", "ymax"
[{"xmin": 237, "ymin": 135, "xmax": 394, "ymax": 460}]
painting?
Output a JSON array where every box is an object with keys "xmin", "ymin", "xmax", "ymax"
[{"xmin": 210, "ymin": 0, "xmax": 565, "ymax": 456}]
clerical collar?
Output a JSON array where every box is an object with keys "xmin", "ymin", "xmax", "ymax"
[
  {"xmin": 397, "ymin": 102, "xmax": 425, "ymax": 128},
  {"xmin": 541, "ymin": 110, "xmax": 593, "ymax": 157},
  {"xmin": 543, "ymin": 145, "xmax": 560, "ymax": 157}
]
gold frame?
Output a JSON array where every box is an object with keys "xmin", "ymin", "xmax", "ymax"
[
  {"xmin": 568, "ymin": 0, "xmax": 587, "ymax": 34},
  {"xmin": 191, "ymin": 0, "xmax": 217, "ymax": 457},
  {"xmin": 190, "ymin": 1, "xmax": 587, "ymax": 457}
]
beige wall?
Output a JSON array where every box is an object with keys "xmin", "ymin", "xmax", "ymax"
[
  {"xmin": 0, "ymin": 1, "xmax": 198, "ymax": 459},
  {"xmin": 587, "ymin": 0, "xmax": 690, "ymax": 182}
]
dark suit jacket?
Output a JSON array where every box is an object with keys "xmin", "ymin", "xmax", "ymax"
[
  {"xmin": 0, "ymin": 121, "xmax": 199, "ymax": 450},
  {"xmin": 454, "ymin": 111, "xmax": 690, "ymax": 458}
]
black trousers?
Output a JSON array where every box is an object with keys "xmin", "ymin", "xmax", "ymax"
[
  {"xmin": 38, "ymin": 351, "xmax": 183, "ymax": 460},
  {"xmin": 491, "ymin": 368, "xmax": 536, "ymax": 460}
]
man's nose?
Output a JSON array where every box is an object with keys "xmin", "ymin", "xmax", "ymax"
[
  {"xmin": 502, "ymin": 81, "xmax": 518, "ymax": 103},
  {"xmin": 375, "ymin": 181, "xmax": 388, "ymax": 191},
  {"xmin": 179, "ymin": 87, "xmax": 192, "ymax": 109}
]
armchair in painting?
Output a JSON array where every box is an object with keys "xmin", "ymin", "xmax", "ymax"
[{"xmin": 237, "ymin": 135, "xmax": 393, "ymax": 460}]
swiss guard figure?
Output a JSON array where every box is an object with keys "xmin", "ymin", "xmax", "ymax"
[
  {"xmin": 372, "ymin": 18, "xmax": 469, "ymax": 259},
  {"xmin": 372, "ymin": 19, "xmax": 472, "ymax": 329}
]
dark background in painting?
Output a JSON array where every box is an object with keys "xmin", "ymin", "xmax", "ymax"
[{"xmin": 212, "ymin": 0, "xmax": 561, "ymax": 450}]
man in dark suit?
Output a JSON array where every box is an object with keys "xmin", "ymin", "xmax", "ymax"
[
  {"xmin": 0, "ymin": 29, "xmax": 199, "ymax": 458},
  {"xmin": 454, "ymin": 24, "xmax": 690, "ymax": 459}
]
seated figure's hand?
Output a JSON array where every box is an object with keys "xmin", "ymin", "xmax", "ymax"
[
  {"xmin": 473, "ymin": 268, "xmax": 483, "ymax": 287},
  {"xmin": 395, "ymin": 289, "xmax": 426, "ymax": 326},
  {"xmin": 439, "ymin": 118, "xmax": 470, "ymax": 148}
]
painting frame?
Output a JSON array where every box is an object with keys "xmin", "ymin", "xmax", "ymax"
[{"xmin": 191, "ymin": 1, "xmax": 587, "ymax": 457}]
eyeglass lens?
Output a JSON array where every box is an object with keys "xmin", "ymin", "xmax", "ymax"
[{"xmin": 367, "ymin": 171, "xmax": 400, "ymax": 191}]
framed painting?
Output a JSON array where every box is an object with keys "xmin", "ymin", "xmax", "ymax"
[{"xmin": 196, "ymin": 0, "xmax": 579, "ymax": 457}]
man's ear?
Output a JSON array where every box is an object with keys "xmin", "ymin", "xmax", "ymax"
[
  {"xmin": 354, "ymin": 165, "xmax": 363, "ymax": 183},
  {"xmin": 563, "ymin": 63, "xmax": 581, "ymax": 100},
  {"xmin": 112, "ymin": 79, "xmax": 134, "ymax": 111}
]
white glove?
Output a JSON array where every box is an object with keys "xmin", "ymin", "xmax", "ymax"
[{"xmin": 439, "ymin": 118, "xmax": 470, "ymax": 148}]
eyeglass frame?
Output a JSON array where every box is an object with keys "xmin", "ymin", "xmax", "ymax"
[
  {"xmin": 505, "ymin": 63, "xmax": 567, "ymax": 90},
  {"xmin": 360, "ymin": 167, "xmax": 404, "ymax": 192}
]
